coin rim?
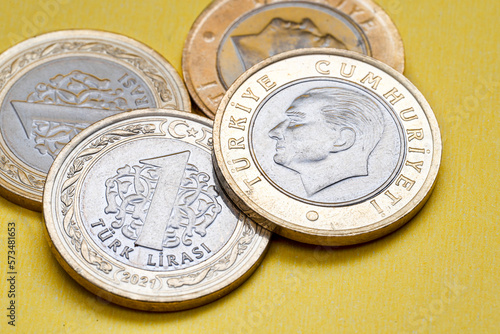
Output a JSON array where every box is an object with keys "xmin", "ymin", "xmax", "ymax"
[
  {"xmin": 182, "ymin": 0, "xmax": 405, "ymax": 118},
  {"xmin": 43, "ymin": 108, "xmax": 271, "ymax": 311},
  {"xmin": 0, "ymin": 29, "xmax": 191, "ymax": 211},
  {"xmin": 213, "ymin": 48, "xmax": 442, "ymax": 246}
]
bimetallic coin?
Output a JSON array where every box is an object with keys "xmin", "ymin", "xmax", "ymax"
[
  {"xmin": 0, "ymin": 30, "xmax": 191, "ymax": 211},
  {"xmin": 43, "ymin": 109, "xmax": 270, "ymax": 311},
  {"xmin": 183, "ymin": 0, "xmax": 404, "ymax": 118},
  {"xmin": 213, "ymin": 49, "xmax": 441, "ymax": 246}
]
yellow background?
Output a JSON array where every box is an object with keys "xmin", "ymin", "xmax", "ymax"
[{"xmin": 0, "ymin": 0, "xmax": 498, "ymax": 332}]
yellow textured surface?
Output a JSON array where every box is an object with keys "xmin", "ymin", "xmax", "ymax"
[{"xmin": 0, "ymin": 0, "xmax": 498, "ymax": 333}]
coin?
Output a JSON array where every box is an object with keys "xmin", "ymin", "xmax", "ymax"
[
  {"xmin": 43, "ymin": 109, "xmax": 270, "ymax": 311},
  {"xmin": 0, "ymin": 30, "xmax": 191, "ymax": 211},
  {"xmin": 213, "ymin": 48, "xmax": 441, "ymax": 246},
  {"xmin": 183, "ymin": 0, "xmax": 405, "ymax": 118}
]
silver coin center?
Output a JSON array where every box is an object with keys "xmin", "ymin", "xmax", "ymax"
[
  {"xmin": 217, "ymin": 2, "xmax": 370, "ymax": 89},
  {"xmin": 1, "ymin": 56, "xmax": 156, "ymax": 173},
  {"xmin": 78, "ymin": 137, "xmax": 239, "ymax": 272}
]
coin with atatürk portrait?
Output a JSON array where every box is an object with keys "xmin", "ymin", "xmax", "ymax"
[
  {"xmin": 213, "ymin": 49, "xmax": 441, "ymax": 246},
  {"xmin": 43, "ymin": 109, "xmax": 270, "ymax": 311},
  {"xmin": 0, "ymin": 30, "xmax": 190, "ymax": 210},
  {"xmin": 183, "ymin": 0, "xmax": 405, "ymax": 118}
]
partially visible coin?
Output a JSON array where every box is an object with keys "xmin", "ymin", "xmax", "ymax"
[
  {"xmin": 183, "ymin": 0, "xmax": 405, "ymax": 118},
  {"xmin": 213, "ymin": 49, "xmax": 441, "ymax": 246},
  {"xmin": 0, "ymin": 30, "xmax": 191, "ymax": 211},
  {"xmin": 43, "ymin": 109, "xmax": 270, "ymax": 311}
]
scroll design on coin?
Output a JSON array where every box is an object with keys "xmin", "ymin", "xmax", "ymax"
[
  {"xmin": 0, "ymin": 41, "xmax": 173, "ymax": 102},
  {"xmin": 0, "ymin": 40, "xmax": 172, "ymax": 190},
  {"xmin": 12, "ymin": 70, "xmax": 131, "ymax": 159},
  {"xmin": 0, "ymin": 153, "xmax": 45, "ymax": 189},
  {"xmin": 60, "ymin": 124, "xmax": 155, "ymax": 274},
  {"xmin": 104, "ymin": 161, "xmax": 222, "ymax": 249},
  {"xmin": 166, "ymin": 218, "xmax": 256, "ymax": 288}
]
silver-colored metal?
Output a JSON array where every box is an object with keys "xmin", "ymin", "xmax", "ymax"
[
  {"xmin": 0, "ymin": 30, "xmax": 191, "ymax": 210},
  {"xmin": 43, "ymin": 109, "xmax": 270, "ymax": 311},
  {"xmin": 213, "ymin": 49, "xmax": 442, "ymax": 246}
]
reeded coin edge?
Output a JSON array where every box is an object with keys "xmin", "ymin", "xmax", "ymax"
[{"xmin": 213, "ymin": 48, "xmax": 441, "ymax": 246}]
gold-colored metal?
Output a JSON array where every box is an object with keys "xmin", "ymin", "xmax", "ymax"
[
  {"xmin": 183, "ymin": 0, "xmax": 405, "ymax": 118},
  {"xmin": 43, "ymin": 109, "xmax": 271, "ymax": 311},
  {"xmin": 0, "ymin": 30, "xmax": 191, "ymax": 211},
  {"xmin": 213, "ymin": 48, "xmax": 441, "ymax": 246}
]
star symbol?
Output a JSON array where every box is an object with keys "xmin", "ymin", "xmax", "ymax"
[{"xmin": 187, "ymin": 127, "xmax": 198, "ymax": 137}]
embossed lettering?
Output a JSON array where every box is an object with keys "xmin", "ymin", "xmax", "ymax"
[
  {"xmin": 228, "ymin": 116, "xmax": 247, "ymax": 131},
  {"xmin": 147, "ymin": 254, "xmax": 156, "ymax": 266},
  {"xmin": 195, "ymin": 128, "xmax": 213, "ymax": 150},
  {"xmin": 98, "ymin": 228, "xmax": 115, "ymax": 242},
  {"xmin": 108, "ymin": 239, "xmax": 121, "ymax": 253},
  {"xmin": 181, "ymin": 252, "xmax": 194, "ymax": 264},
  {"xmin": 340, "ymin": 63, "xmax": 356, "ymax": 78},
  {"xmin": 409, "ymin": 147, "xmax": 426, "ymax": 154},
  {"xmin": 91, "ymin": 219, "xmax": 105, "ymax": 228},
  {"xmin": 360, "ymin": 72, "xmax": 382, "ymax": 90},
  {"xmin": 244, "ymin": 177, "xmax": 261, "ymax": 191},
  {"xmin": 400, "ymin": 107, "xmax": 418, "ymax": 121},
  {"xmin": 396, "ymin": 174, "xmax": 416, "ymax": 191},
  {"xmin": 135, "ymin": 96, "xmax": 149, "ymax": 107},
  {"xmin": 242, "ymin": 87, "xmax": 260, "ymax": 101},
  {"xmin": 316, "ymin": 60, "xmax": 330, "ymax": 75},
  {"xmin": 201, "ymin": 243, "xmax": 211, "ymax": 253},
  {"xmin": 228, "ymin": 137, "xmax": 245, "ymax": 149},
  {"xmin": 370, "ymin": 200, "xmax": 384, "ymax": 215},
  {"xmin": 232, "ymin": 158, "xmax": 251, "ymax": 172},
  {"xmin": 120, "ymin": 246, "xmax": 134, "ymax": 259},
  {"xmin": 407, "ymin": 129, "xmax": 424, "ymax": 142},
  {"xmin": 167, "ymin": 255, "xmax": 179, "ymax": 266},
  {"xmin": 384, "ymin": 88, "xmax": 405, "ymax": 105},
  {"xmin": 359, "ymin": 17, "xmax": 376, "ymax": 29},
  {"xmin": 197, "ymin": 81, "xmax": 218, "ymax": 91},
  {"xmin": 135, "ymin": 153, "xmax": 190, "ymax": 250},
  {"xmin": 384, "ymin": 190, "xmax": 402, "ymax": 206},
  {"xmin": 405, "ymin": 160, "xmax": 424, "ymax": 173},
  {"xmin": 235, "ymin": 103, "xmax": 252, "ymax": 113},
  {"xmin": 131, "ymin": 86, "xmax": 145, "ymax": 96},
  {"xmin": 257, "ymin": 75, "xmax": 276, "ymax": 91},
  {"xmin": 208, "ymin": 93, "xmax": 224, "ymax": 106},
  {"xmin": 192, "ymin": 247, "xmax": 204, "ymax": 259}
]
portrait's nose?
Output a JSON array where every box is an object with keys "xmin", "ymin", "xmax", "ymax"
[{"xmin": 268, "ymin": 121, "xmax": 286, "ymax": 140}]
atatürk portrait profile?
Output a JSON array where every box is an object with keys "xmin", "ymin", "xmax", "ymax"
[{"xmin": 268, "ymin": 87, "xmax": 385, "ymax": 196}]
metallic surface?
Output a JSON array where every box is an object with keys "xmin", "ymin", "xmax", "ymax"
[
  {"xmin": 183, "ymin": 0, "xmax": 405, "ymax": 118},
  {"xmin": 0, "ymin": 30, "xmax": 191, "ymax": 211},
  {"xmin": 43, "ymin": 109, "xmax": 271, "ymax": 311},
  {"xmin": 213, "ymin": 49, "xmax": 441, "ymax": 246}
]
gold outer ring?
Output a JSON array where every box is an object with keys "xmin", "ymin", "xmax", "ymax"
[
  {"xmin": 0, "ymin": 30, "xmax": 191, "ymax": 211},
  {"xmin": 183, "ymin": 0, "xmax": 405, "ymax": 118},
  {"xmin": 213, "ymin": 48, "xmax": 441, "ymax": 246},
  {"xmin": 43, "ymin": 109, "xmax": 271, "ymax": 311}
]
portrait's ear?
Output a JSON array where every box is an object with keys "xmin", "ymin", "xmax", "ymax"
[{"xmin": 330, "ymin": 127, "xmax": 356, "ymax": 153}]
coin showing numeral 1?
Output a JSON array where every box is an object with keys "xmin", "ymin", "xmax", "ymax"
[
  {"xmin": 213, "ymin": 49, "xmax": 442, "ymax": 246},
  {"xmin": 0, "ymin": 30, "xmax": 191, "ymax": 211},
  {"xmin": 43, "ymin": 109, "xmax": 270, "ymax": 311}
]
